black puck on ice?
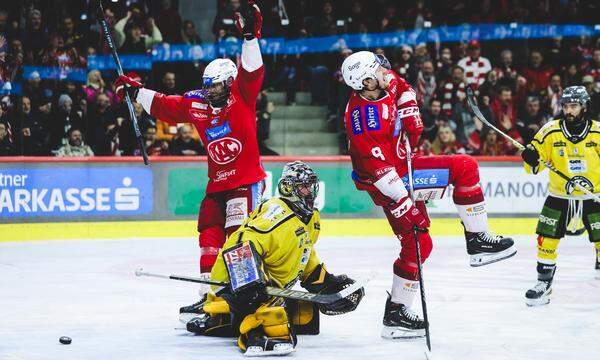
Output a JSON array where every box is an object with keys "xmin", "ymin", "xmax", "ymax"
[{"xmin": 59, "ymin": 336, "xmax": 72, "ymax": 345}]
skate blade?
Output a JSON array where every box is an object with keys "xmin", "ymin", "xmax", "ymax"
[
  {"xmin": 381, "ymin": 326, "xmax": 425, "ymax": 340},
  {"xmin": 470, "ymin": 246, "xmax": 517, "ymax": 267},
  {"xmin": 525, "ymin": 294, "xmax": 551, "ymax": 307},
  {"xmin": 244, "ymin": 344, "xmax": 295, "ymax": 357}
]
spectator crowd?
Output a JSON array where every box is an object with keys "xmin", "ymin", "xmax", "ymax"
[{"xmin": 0, "ymin": 0, "xmax": 600, "ymax": 157}]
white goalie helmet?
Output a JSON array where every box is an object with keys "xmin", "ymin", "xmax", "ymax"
[
  {"xmin": 202, "ymin": 58, "xmax": 238, "ymax": 86},
  {"xmin": 341, "ymin": 51, "xmax": 381, "ymax": 91}
]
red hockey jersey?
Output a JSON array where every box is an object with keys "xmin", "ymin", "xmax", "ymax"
[
  {"xmin": 344, "ymin": 70, "xmax": 423, "ymax": 186},
  {"xmin": 143, "ymin": 66, "xmax": 266, "ymax": 194}
]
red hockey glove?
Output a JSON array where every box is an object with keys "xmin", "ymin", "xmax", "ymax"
[
  {"xmin": 397, "ymin": 89, "xmax": 423, "ymax": 150},
  {"xmin": 114, "ymin": 74, "xmax": 143, "ymax": 102},
  {"xmin": 390, "ymin": 197, "xmax": 430, "ymax": 232},
  {"xmin": 234, "ymin": 1, "xmax": 262, "ymax": 40}
]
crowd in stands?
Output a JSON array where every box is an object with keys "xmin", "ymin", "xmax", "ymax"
[{"xmin": 0, "ymin": 0, "xmax": 599, "ymax": 157}]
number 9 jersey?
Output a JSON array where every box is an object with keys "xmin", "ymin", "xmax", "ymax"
[{"xmin": 344, "ymin": 70, "xmax": 423, "ymax": 186}]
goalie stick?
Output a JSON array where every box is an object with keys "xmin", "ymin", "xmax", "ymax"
[
  {"xmin": 135, "ymin": 269, "xmax": 365, "ymax": 305},
  {"xmin": 465, "ymin": 86, "xmax": 600, "ymax": 204}
]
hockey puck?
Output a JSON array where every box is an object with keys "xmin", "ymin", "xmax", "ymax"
[{"xmin": 59, "ymin": 336, "xmax": 72, "ymax": 345}]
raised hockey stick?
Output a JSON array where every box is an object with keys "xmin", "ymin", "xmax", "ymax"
[
  {"xmin": 466, "ymin": 87, "xmax": 600, "ymax": 204},
  {"xmin": 135, "ymin": 268, "xmax": 365, "ymax": 305},
  {"xmin": 404, "ymin": 138, "xmax": 432, "ymax": 354},
  {"xmin": 96, "ymin": 0, "xmax": 149, "ymax": 165}
]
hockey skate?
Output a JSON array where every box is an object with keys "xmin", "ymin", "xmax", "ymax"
[
  {"xmin": 179, "ymin": 293, "xmax": 207, "ymax": 324},
  {"xmin": 595, "ymin": 255, "xmax": 600, "ymax": 280},
  {"xmin": 525, "ymin": 280, "xmax": 552, "ymax": 306},
  {"xmin": 466, "ymin": 230, "xmax": 517, "ymax": 267},
  {"xmin": 381, "ymin": 295, "xmax": 425, "ymax": 339},
  {"xmin": 242, "ymin": 328, "xmax": 295, "ymax": 357}
]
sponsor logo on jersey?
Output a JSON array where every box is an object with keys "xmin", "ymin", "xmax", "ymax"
[
  {"xmin": 590, "ymin": 221, "xmax": 600, "ymax": 231},
  {"xmin": 215, "ymin": 169, "xmax": 237, "ymax": 182},
  {"xmin": 314, "ymin": 222, "xmax": 320, "ymax": 230},
  {"xmin": 552, "ymin": 141, "xmax": 566, "ymax": 147},
  {"xmin": 564, "ymin": 175, "xmax": 594, "ymax": 194},
  {"xmin": 205, "ymin": 121, "xmax": 232, "ymax": 141},
  {"xmin": 382, "ymin": 104, "xmax": 389, "ymax": 119},
  {"xmin": 586, "ymin": 141, "xmax": 598, "ymax": 147},
  {"xmin": 351, "ymin": 107, "xmax": 363, "ymax": 135},
  {"xmin": 189, "ymin": 109, "xmax": 208, "ymax": 120},
  {"xmin": 539, "ymin": 214, "xmax": 558, "ymax": 226},
  {"xmin": 567, "ymin": 159, "xmax": 587, "ymax": 173},
  {"xmin": 365, "ymin": 104, "xmax": 381, "ymax": 131},
  {"xmin": 295, "ymin": 227, "xmax": 306, "ymax": 237},
  {"xmin": 207, "ymin": 137, "xmax": 243, "ymax": 164},
  {"xmin": 191, "ymin": 102, "xmax": 208, "ymax": 110},
  {"xmin": 210, "ymin": 118, "xmax": 220, "ymax": 125},
  {"xmin": 184, "ymin": 90, "xmax": 205, "ymax": 99}
]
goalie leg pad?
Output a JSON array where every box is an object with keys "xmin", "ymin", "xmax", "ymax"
[
  {"xmin": 287, "ymin": 299, "xmax": 320, "ymax": 335},
  {"xmin": 238, "ymin": 304, "xmax": 296, "ymax": 356},
  {"xmin": 185, "ymin": 295, "xmax": 234, "ymax": 337}
]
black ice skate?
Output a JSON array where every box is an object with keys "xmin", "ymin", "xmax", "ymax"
[
  {"xmin": 465, "ymin": 230, "xmax": 517, "ymax": 267},
  {"xmin": 381, "ymin": 295, "xmax": 425, "ymax": 339},
  {"xmin": 525, "ymin": 279, "xmax": 552, "ymax": 307},
  {"xmin": 179, "ymin": 294, "xmax": 207, "ymax": 325},
  {"xmin": 242, "ymin": 328, "xmax": 295, "ymax": 357},
  {"xmin": 595, "ymin": 254, "xmax": 599, "ymax": 280}
]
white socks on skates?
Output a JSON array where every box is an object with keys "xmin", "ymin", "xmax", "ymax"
[
  {"xmin": 391, "ymin": 274, "xmax": 419, "ymax": 306},
  {"xmin": 456, "ymin": 201, "xmax": 489, "ymax": 233}
]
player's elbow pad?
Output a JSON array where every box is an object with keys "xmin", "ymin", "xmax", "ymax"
[
  {"xmin": 242, "ymin": 38, "xmax": 262, "ymax": 72},
  {"xmin": 373, "ymin": 170, "xmax": 408, "ymax": 203},
  {"xmin": 136, "ymin": 88, "xmax": 157, "ymax": 115}
]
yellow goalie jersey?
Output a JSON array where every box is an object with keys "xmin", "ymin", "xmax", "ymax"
[
  {"xmin": 525, "ymin": 119, "xmax": 600, "ymax": 197},
  {"xmin": 210, "ymin": 197, "xmax": 321, "ymax": 289}
]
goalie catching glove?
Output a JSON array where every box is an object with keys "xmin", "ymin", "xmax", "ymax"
[{"xmin": 301, "ymin": 264, "xmax": 364, "ymax": 315}]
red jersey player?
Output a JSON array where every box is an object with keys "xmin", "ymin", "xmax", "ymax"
[
  {"xmin": 115, "ymin": 2, "xmax": 266, "ymax": 322},
  {"xmin": 341, "ymin": 51, "xmax": 516, "ymax": 339}
]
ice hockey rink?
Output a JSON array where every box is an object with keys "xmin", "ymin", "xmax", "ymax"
[{"xmin": 1, "ymin": 234, "xmax": 599, "ymax": 360}]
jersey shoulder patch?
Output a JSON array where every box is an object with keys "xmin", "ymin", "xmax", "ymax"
[
  {"xmin": 246, "ymin": 198, "xmax": 296, "ymax": 234},
  {"xmin": 183, "ymin": 89, "xmax": 206, "ymax": 100},
  {"xmin": 534, "ymin": 120, "xmax": 561, "ymax": 142}
]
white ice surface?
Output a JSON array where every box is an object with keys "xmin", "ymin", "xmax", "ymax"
[{"xmin": 1, "ymin": 235, "xmax": 599, "ymax": 360}]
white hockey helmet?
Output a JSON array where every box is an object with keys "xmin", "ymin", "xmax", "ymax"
[
  {"xmin": 202, "ymin": 58, "xmax": 238, "ymax": 87},
  {"xmin": 341, "ymin": 51, "xmax": 381, "ymax": 91}
]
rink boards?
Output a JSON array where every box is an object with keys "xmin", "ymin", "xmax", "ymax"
[{"xmin": 1, "ymin": 156, "xmax": 546, "ymax": 241}]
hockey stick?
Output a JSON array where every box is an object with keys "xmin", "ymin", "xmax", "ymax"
[
  {"xmin": 96, "ymin": 0, "xmax": 149, "ymax": 165},
  {"xmin": 404, "ymin": 138, "xmax": 432, "ymax": 354},
  {"xmin": 466, "ymin": 87, "xmax": 600, "ymax": 204},
  {"xmin": 135, "ymin": 269, "xmax": 365, "ymax": 305}
]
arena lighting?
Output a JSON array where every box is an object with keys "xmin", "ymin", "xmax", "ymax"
[
  {"xmin": 595, "ymin": 24, "xmax": 600, "ymax": 30},
  {"xmin": 80, "ymin": 13, "xmax": 88, "ymax": 20},
  {"xmin": 424, "ymin": 21, "xmax": 432, "ymax": 28},
  {"xmin": 510, "ymin": 22, "xmax": 518, "ymax": 28}
]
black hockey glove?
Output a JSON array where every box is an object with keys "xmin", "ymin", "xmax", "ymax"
[
  {"xmin": 301, "ymin": 264, "xmax": 364, "ymax": 315},
  {"xmin": 521, "ymin": 144, "xmax": 540, "ymax": 167},
  {"xmin": 234, "ymin": 1, "xmax": 262, "ymax": 40},
  {"xmin": 221, "ymin": 281, "xmax": 269, "ymax": 317}
]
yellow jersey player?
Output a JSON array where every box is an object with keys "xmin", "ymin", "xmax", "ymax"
[
  {"xmin": 521, "ymin": 86, "xmax": 600, "ymax": 306},
  {"xmin": 184, "ymin": 161, "xmax": 365, "ymax": 356}
]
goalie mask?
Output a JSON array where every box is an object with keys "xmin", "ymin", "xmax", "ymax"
[
  {"xmin": 202, "ymin": 58, "xmax": 238, "ymax": 108},
  {"xmin": 278, "ymin": 161, "xmax": 319, "ymax": 220}
]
